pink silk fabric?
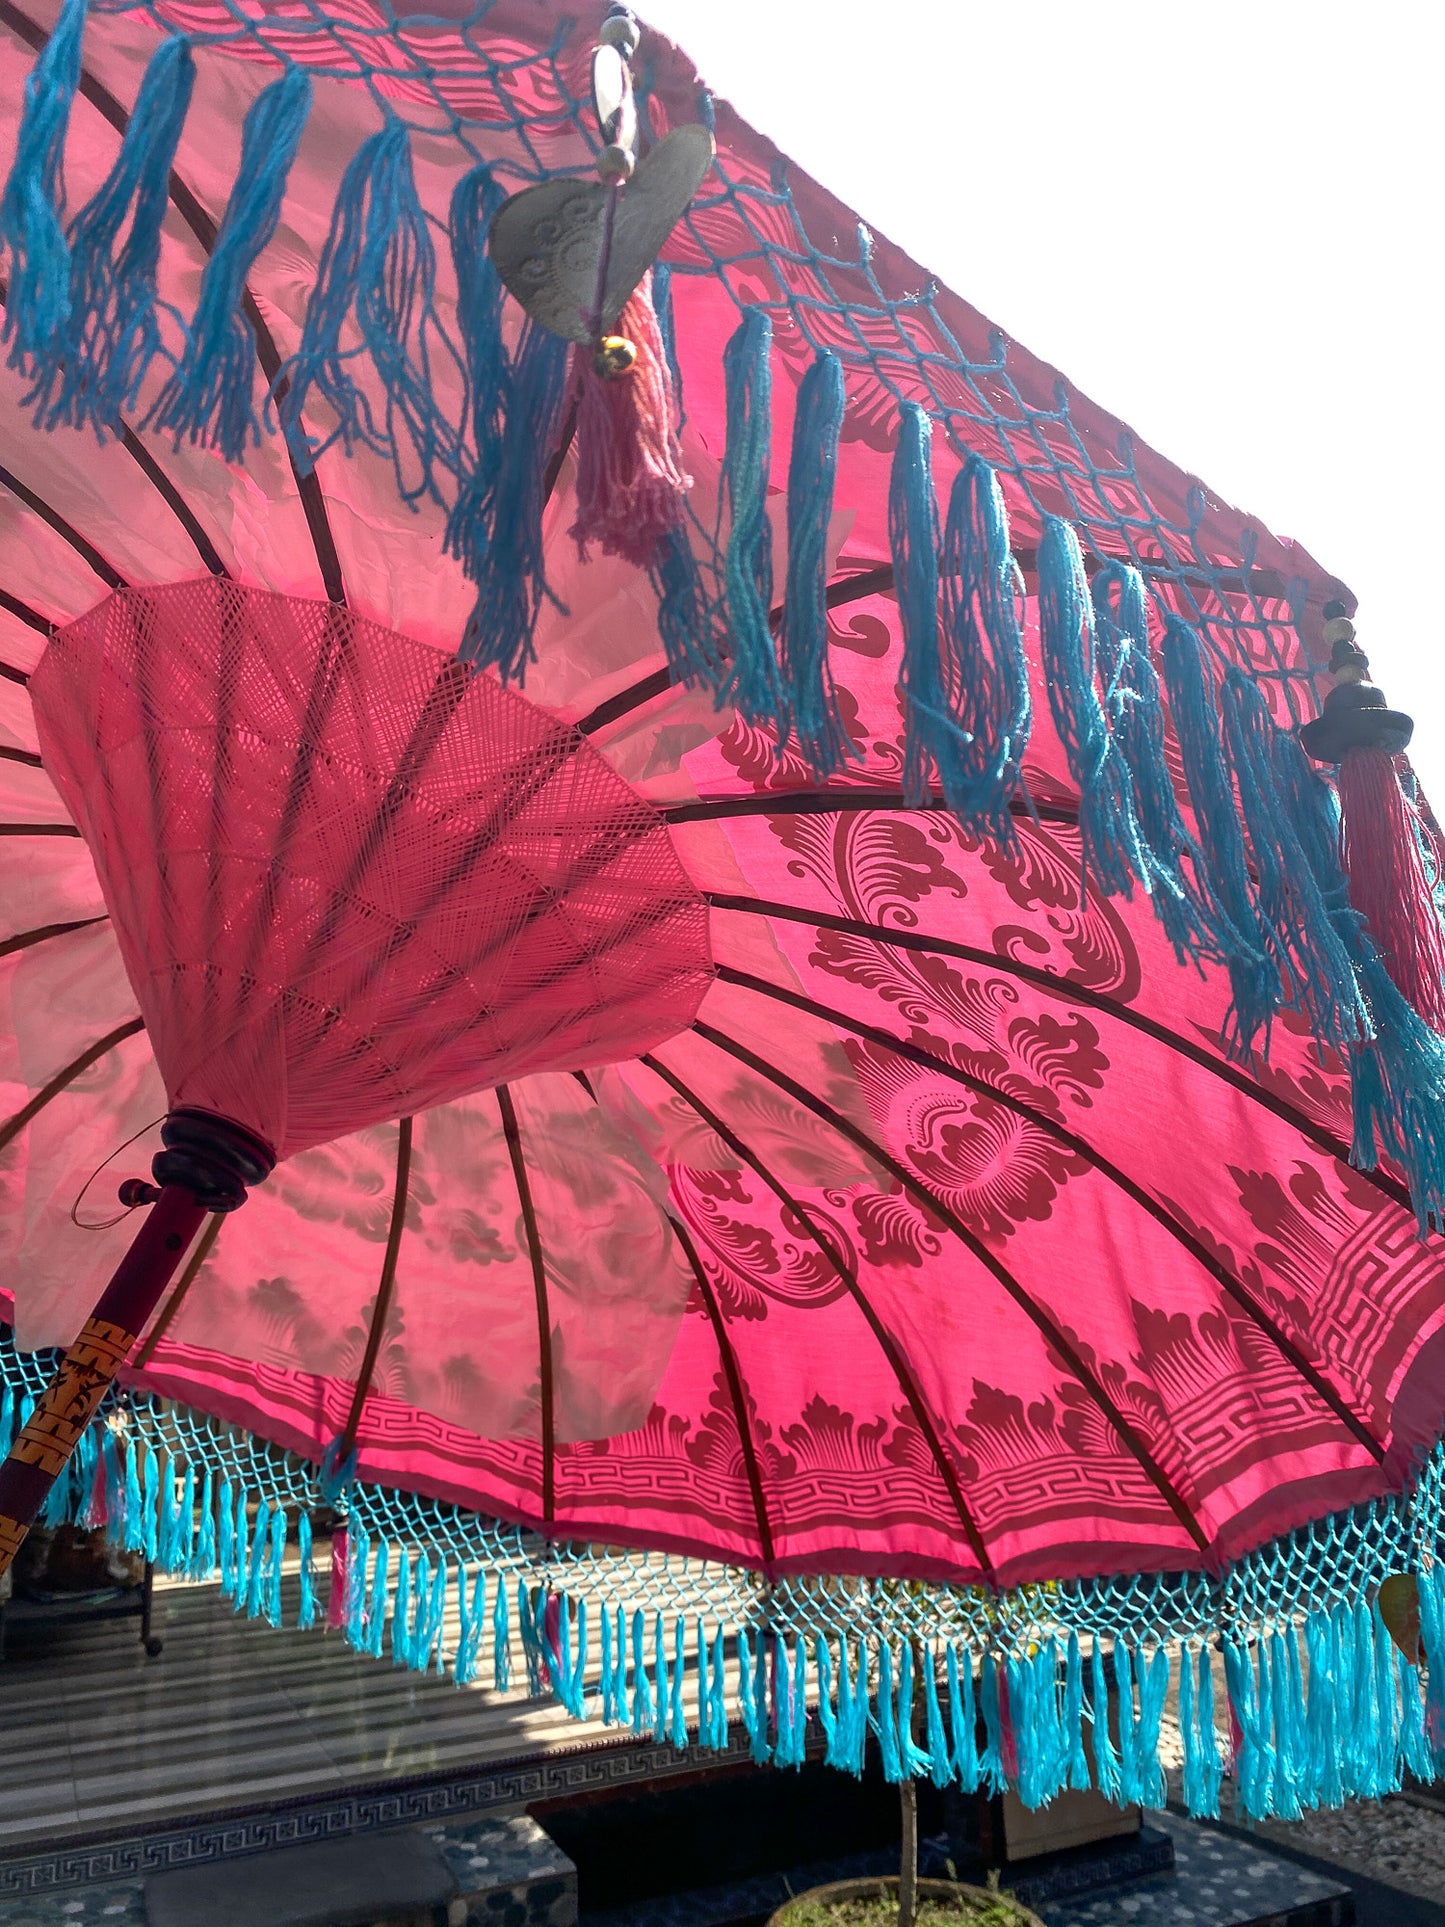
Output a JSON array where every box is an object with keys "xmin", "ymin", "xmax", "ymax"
[{"xmin": 0, "ymin": 0, "xmax": 1440, "ymax": 1590}]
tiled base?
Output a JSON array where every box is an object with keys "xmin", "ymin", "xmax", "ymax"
[
  {"xmin": 0, "ymin": 1817, "xmax": 576, "ymax": 1927},
  {"xmin": 1004, "ymin": 1823, "xmax": 1174, "ymax": 1911},
  {"xmin": 1039, "ymin": 1811, "xmax": 1354, "ymax": 1927}
]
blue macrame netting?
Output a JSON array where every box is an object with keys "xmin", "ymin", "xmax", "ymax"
[{"xmin": 5, "ymin": 1327, "xmax": 1444, "ymax": 1822}]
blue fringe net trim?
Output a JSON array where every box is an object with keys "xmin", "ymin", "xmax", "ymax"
[{"xmin": 5, "ymin": 1330, "xmax": 1444, "ymax": 1821}]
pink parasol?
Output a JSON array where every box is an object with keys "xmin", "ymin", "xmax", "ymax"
[{"xmin": 2, "ymin": 0, "xmax": 1445, "ymax": 1819}]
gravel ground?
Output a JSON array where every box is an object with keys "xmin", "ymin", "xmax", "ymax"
[{"xmin": 1156, "ymin": 1709, "xmax": 1445, "ymax": 1905}]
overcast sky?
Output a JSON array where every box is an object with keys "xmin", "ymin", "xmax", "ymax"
[{"xmin": 641, "ymin": 0, "xmax": 1445, "ymax": 798}]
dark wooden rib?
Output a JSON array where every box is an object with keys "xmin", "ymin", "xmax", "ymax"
[
  {"xmin": 0, "ymin": 1017, "xmax": 144, "ymax": 1156},
  {"xmin": 667, "ymin": 1211, "xmax": 776, "ymax": 1570},
  {"xmin": 706, "ymin": 892, "xmax": 1414, "ymax": 1219},
  {"xmin": 0, "ymin": 462, "xmax": 125, "ymax": 589},
  {"xmin": 664, "ymin": 789, "xmax": 1078, "ymax": 829},
  {"xmin": 640, "ymin": 1051, "xmax": 999, "ymax": 1578},
  {"xmin": 717, "ymin": 964, "xmax": 1385, "ymax": 1460},
  {"xmin": 337, "ymin": 1118, "xmax": 413, "ymax": 1457},
  {"xmin": 0, "ymin": 916, "xmax": 107, "ymax": 961},
  {"xmin": 497, "ymin": 1085, "xmax": 555, "ymax": 1527},
  {"xmin": 675, "ymin": 1024, "xmax": 1213, "ymax": 1554}
]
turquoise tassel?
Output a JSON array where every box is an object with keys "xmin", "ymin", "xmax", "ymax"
[
  {"xmin": 719, "ymin": 307, "xmax": 780, "ymax": 725},
  {"xmin": 1038, "ymin": 517, "xmax": 1147, "ymax": 901},
  {"xmin": 242, "ymin": 1497, "xmax": 269, "ymax": 1619},
  {"xmin": 297, "ymin": 1510, "xmax": 316, "ymax": 1629},
  {"xmin": 0, "ymin": 1384, "xmax": 12, "ymax": 1448},
  {"xmin": 875, "ymin": 1643, "xmax": 903, "ymax": 1782},
  {"xmin": 123, "ymin": 1437, "xmax": 144, "ymax": 1553},
  {"xmin": 492, "ymin": 1571, "xmax": 510, "ymax": 1690},
  {"xmin": 1195, "ymin": 1643, "xmax": 1223, "ymax": 1818},
  {"xmin": 391, "ymin": 1548, "xmax": 413, "ymax": 1667},
  {"xmin": 445, "ymin": 162, "xmax": 506, "ymax": 566},
  {"xmin": 217, "ymin": 1477, "xmax": 236, "ymax": 1593},
  {"xmin": 1305, "ymin": 1612, "xmax": 1342, "ymax": 1810},
  {"xmin": 773, "ymin": 1637, "xmax": 802, "ymax": 1769},
  {"xmin": 41, "ymin": 1449, "xmax": 72, "ymax": 1528},
  {"xmin": 1137, "ymin": 1645, "xmax": 1169, "ymax": 1809},
  {"xmin": 263, "ymin": 1504, "xmax": 285, "ymax": 1628},
  {"xmin": 648, "ymin": 523, "xmax": 728, "ymax": 694},
  {"xmin": 0, "ymin": 0, "xmax": 86, "ymax": 369},
  {"xmin": 31, "ymin": 34, "xmax": 195, "ymax": 433},
  {"xmin": 1092, "ymin": 563, "xmax": 1227, "ymax": 965},
  {"xmin": 652, "ymin": 1611, "xmax": 668, "ymax": 1742},
  {"xmin": 631, "ymin": 1610, "xmax": 653, "ymax": 1735},
  {"xmin": 651, "ymin": 261, "xmax": 683, "ymax": 408},
  {"xmin": 176, "ymin": 1463, "xmax": 196, "ymax": 1576},
  {"xmin": 816, "ymin": 1636, "xmax": 838, "ymax": 1764},
  {"xmin": 1397, "ymin": 1649, "xmax": 1431, "ymax": 1782},
  {"xmin": 779, "ymin": 351, "xmax": 854, "ymax": 775},
  {"xmin": 141, "ymin": 1445, "xmax": 159, "ymax": 1562},
  {"xmin": 1065, "ymin": 1633, "xmax": 1089, "ymax": 1791},
  {"xmin": 456, "ymin": 1565, "xmax": 486, "ymax": 1685},
  {"xmin": 455, "ymin": 320, "xmax": 568, "ymax": 679},
  {"xmin": 979, "ymin": 1654, "xmax": 1005, "ymax": 1796},
  {"xmin": 279, "ymin": 115, "xmax": 459, "ymax": 504},
  {"xmin": 925, "ymin": 1644, "xmax": 951, "ymax": 1788},
  {"xmin": 1220, "ymin": 671, "xmax": 1368, "ymax": 1058},
  {"xmin": 709, "ymin": 1626, "xmax": 728, "ymax": 1749},
  {"xmin": 147, "ymin": 65, "xmax": 312, "ymax": 460},
  {"xmin": 891, "ymin": 401, "xmax": 945, "ymax": 815},
  {"xmin": 1114, "ymin": 1642, "xmax": 1141, "ymax": 1805},
  {"xmin": 1090, "ymin": 1642, "xmax": 1121, "ymax": 1803},
  {"xmin": 519, "ymin": 1584, "xmax": 545, "ymax": 1696},
  {"xmin": 948, "ymin": 1643, "xmax": 980, "ymax": 1792},
  {"xmin": 1158, "ymin": 616, "xmax": 1277, "ymax": 1055},
  {"xmin": 897, "ymin": 1641, "xmax": 931, "ymax": 1780},
  {"xmin": 669, "ymin": 1615, "xmax": 687, "ymax": 1748},
  {"xmin": 365, "ymin": 1539, "xmax": 389, "ymax": 1660},
  {"xmin": 600, "ymin": 1607, "xmax": 618, "ymax": 1724},
  {"xmin": 76, "ymin": 1421, "xmax": 101, "ymax": 1530},
  {"xmin": 927, "ymin": 455, "xmax": 1031, "ymax": 844},
  {"xmin": 1417, "ymin": 1563, "xmax": 1445, "ymax": 1763},
  {"xmin": 694, "ymin": 1620, "xmax": 711, "ymax": 1744},
  {"xmin": 345, "ymin": 1525, "xmax": 370, "ymax": 1651},
  {"xmin": 750, "ymin": 1630, "xmax": 771, "ymax": 1764},
  {"xmin": 103, "ymin": 1424, "xmax": 123, "ymax": 1528}
]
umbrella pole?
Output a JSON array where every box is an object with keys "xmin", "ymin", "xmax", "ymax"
[{"xmin": 0, "ymin": 1108, "xmax": 275, "ymax": 1580}]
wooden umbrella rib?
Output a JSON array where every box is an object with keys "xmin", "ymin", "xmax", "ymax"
[
  {"xmin": 0, "ymin": 1016, "xmax": 144, "ymax": 1156},
  {"xmin": 496, "ymin": 1086, "xmax": 556, "ymax": 1527},
  {"xmin": 716, "ymin": 963, "xmax": 1386, "ymax": 1460},
  {"xmin": 667, "ymin": 1210, "xmax": 776, "ymax": 1570},
  {"xmin": 0, "ymin": 463, "xmax": 126, "ymax": 590},
  {"xmin": 0, "ymin": 588, "xmax": 48, "ymax": 639},
  {"xmin": 0, "ymin": 823, "xmax": 81, "ymax": 837},
  {"xmin": 0, "ymin": 745, "xmax": 41, "ymax": 768},
  {"xmin": 707, "ymin": 892, "xmax": 1415, "ymax": 1219},
  {"xmin": 639, "ymin": 1050, "xmax": 998, "ymax": 1579},
  {"xmin": 0, "ymin": 916, "xmax": 108, "ymax": 961},
  {"xmin": 0, "ymin": 0, "xmax": 347, "ymax": 607},
  {"xmin": 664, "ymin": 790, "xmax": 1080, "ymax": 830},
  {"xmin": 674, "ymin": 1024, "xmax": 1214, "ymax": 1555},
  {"xmin": 337, "ymin": 1116, "xmax": 413, "ymax": 1459}
]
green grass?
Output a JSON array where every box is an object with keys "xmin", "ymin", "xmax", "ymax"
[{"xmin": 776, "ymin": 1894, "xmax": 1033, "ymax": 1927}]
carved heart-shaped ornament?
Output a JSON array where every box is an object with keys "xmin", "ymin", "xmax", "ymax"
[{"xmin": 488, "ymin": 124, "xmax": 715, "ymax": 343}]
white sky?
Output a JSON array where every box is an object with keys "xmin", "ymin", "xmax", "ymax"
[{"xmin": 641, "ymin": 0, "xmax": 1445, "ymax": 798}]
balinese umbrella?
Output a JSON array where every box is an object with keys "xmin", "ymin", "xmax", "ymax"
[{"xmin": 3, "ymin": 0, "xmax": 1445, "ymax": 1823}]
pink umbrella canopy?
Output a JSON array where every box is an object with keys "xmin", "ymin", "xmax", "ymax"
[{"xmin": 3, "ymin": 0, "xmax": 1445, "ymax": 1819}]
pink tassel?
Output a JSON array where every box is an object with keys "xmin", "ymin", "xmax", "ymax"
[
  {"xmin": 327, "ymin": 1525, "xmax": 348, "ymax": 1631},
  {"xmin": 568, "ymin": 270, "xmax": 690, "ymax": 567},
  {"xmin": 1338, "ymin": 747, "xmax": 1445, "ymax": 1031}
]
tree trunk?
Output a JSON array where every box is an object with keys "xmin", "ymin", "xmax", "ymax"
[{"xmin": 898, "ymin": 1778, "xmax": 918, "ymax": 1927}]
